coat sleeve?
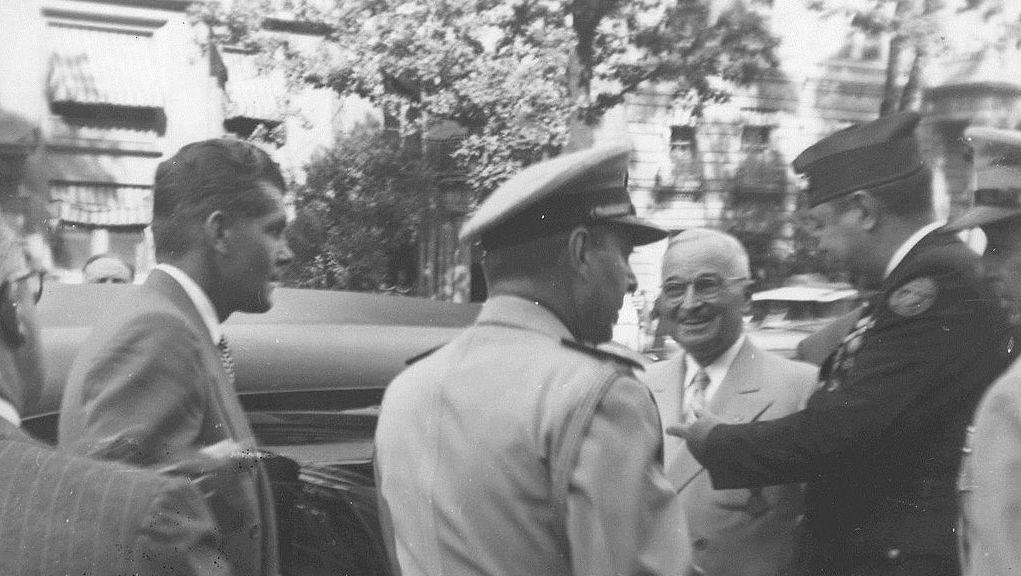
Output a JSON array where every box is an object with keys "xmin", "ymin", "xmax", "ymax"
[
  {"xmin": 566, "ymin": 376, "xmax": 690, "ymax": 576},
  {"xmin": 65, "ymin": 312, "xmax": 210, "ymax": 468},
  {"xmin": 133, "ymin": 476, "xmax": 235, "ymax": 576},
  {"xmin": 959, "ymin": 373, "xmax": 1021, "ymax": 576},
  {"xmin": 695, "ymin": 268, "xmax": 1004, "ymax": 489}
]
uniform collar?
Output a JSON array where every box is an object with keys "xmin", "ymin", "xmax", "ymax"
[
  {"xmin": 884, "ymin": 221, "xmax": 945, "ymax": 279},
  {"xmin": 154, "ymin": 263, "xmax": 222, "ymax": 345},
  {"xmin": 475, "ymin": 295, "xmax": 574, "ymax": 341}
]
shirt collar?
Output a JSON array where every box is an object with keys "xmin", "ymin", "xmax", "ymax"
[
  {"xmin": 154, "ymin": 263, "xmax": 222, "ymax": 345},
  {"xmin": 475, "ymin": 295, "xmax": 574, "ymax": 341},
  {"xmin": 683, "ymin": 333, "xmax": 746, "ymax": 400},
  {"xmin": 884, "ymin": 221, "xmax": 945, "ymax": 279}
]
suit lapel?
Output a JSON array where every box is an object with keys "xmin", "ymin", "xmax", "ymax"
[
  {"xmin": 664, "ymin": 356, "xmax": 705, "ymax": 492},
  {"xmin": 145, "ymin": 269, "xmax": 254, "ymax": 442},
  {"xmin": 709, "ymin": 339, "xmax": 768, "ymax": 423},
  {"xmin": 667, "ymin": 340, "xmax": 770, "ymax": 492}
]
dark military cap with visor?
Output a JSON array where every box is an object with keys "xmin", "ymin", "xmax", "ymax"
[{"xmin": 793, "ymin": 111, "xmax": 926, "ymax": 208}]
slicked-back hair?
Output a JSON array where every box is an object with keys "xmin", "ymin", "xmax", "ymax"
[{"xmin": 152, "ymin": 139, "xmax": 285, "ymax": 259}]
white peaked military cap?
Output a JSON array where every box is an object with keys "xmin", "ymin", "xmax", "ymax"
[{"xmin": 459, "ymin": 144, "xmax": 668, "ymax": 249}]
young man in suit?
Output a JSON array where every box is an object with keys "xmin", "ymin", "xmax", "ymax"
[
  {"xmin": 643, "ymin": 228, "xmax": 817, "ymax": 576},
  {"xmin": 0, "ymin": 217, "xmax": 231, "ymax": 575},
  {"xmin": 945, "ymin": 126, "xmax": 1021, "ymax": 575},
  {"xmin": 670, "ymin": 112, "xmax": 1009, "ymax": 575},
  {"xmin": 376, "ymin": 144, "xmax": 690, "ymax": 576},
  {"xmin": 59, "ymin": 139, "xmax": 294, "ymax": 576}
]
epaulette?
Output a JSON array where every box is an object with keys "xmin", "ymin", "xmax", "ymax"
[
  {"xmin": 405, "ymin": 343, "xmax": 446, "ymax": 366},
  {"xmin": 560, "ymin": 338, "xmax": 646, "ymax": 371}
]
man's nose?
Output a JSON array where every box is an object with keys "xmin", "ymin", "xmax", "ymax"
[
  {"xmin": 678, "ymin": 284, "xmax": 700, "ymax": 309},
  {"xmin": 277, "ymin": 242, "xmax": 295, "ymax": 267}
]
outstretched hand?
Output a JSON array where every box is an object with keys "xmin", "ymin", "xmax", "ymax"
[
  {"xmin": 666, "ymin": 409, "xmax": 724, "ymax": 439},
  {"xmin": 665, "ymin": 409, "xmax": 725, "ymax": 461}
]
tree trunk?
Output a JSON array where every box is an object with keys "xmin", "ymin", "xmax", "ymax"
[
  {"xmin": 898, "ymin": 46, "xmax": 926, "ymax": 111},
  {"xmin": 880, "ymin": 0, "xmax": 915, "ymax": 116}
]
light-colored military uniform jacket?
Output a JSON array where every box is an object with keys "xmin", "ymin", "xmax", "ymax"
[
  {"xmin": 644, "ymin": 339, "xmax": 817, "ymax": 576},
  {"xmin": 959, "ymin": 355, "xmax": 1021, "ymax": 575},
  {"xmin": 375, "ymin": 295, "xmax": 690, "ymax": 576}
]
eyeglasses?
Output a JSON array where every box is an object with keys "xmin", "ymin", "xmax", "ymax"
[
  {"xmin": 660, "ymin": 274, "xmax": 747, "ymax": 303},
  {"xmin": 8, "ymin": 270, "xmax": 44, "ymax": 304}
]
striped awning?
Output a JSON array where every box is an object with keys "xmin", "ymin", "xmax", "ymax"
[
  {"xmin": 222, "ymin": 49, "xmax": 284, "ymax": 122},
  {"xmin": 51, "ymin": 183, "xmax": 152, "ymax": 227},
  {"xmin": 47, "ymin": 25, "xmax": 164, "ymax": 109}
]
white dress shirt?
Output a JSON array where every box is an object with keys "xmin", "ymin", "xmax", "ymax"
[
  {"xmin": 883, "ymin": 221, "xmax": 945, "ymax": 280},
  {"xmin": 683, "ymin": 333, "xmax": 747, "ymax": 409},
  {"xmin": 154, "ymin": 263, "xmax": 222, "ymax": 346}
]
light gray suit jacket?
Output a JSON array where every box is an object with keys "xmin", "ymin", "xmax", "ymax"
[
  {"xmin": 59, "ymin": 269, "xmax": 278, "ymax": 576},
  {"xmin": 958, "ymin": 356, "xmax": 1021, "ymax": 575},
  {"xmin": 644, "ymin": 339, "xmax": 817, "ymax": 576}
]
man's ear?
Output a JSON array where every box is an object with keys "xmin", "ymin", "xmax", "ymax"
[
  {"xmin": 204, "ymin": 210, "xmax": 230, "ymax": 255},
  {"xmin": 742, "ymin": 283, "xmax": 754, "ymax": 315},
  {"xmin": 566, "ymin": 226, "xmax": 591, "ymax": 276},
  {"xmin": 851, "ymin": 191, "xmax": 880, "ymax": 231}
]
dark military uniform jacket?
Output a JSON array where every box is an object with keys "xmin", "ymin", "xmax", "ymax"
[{"xmin": 691, "ymin": 231, "xmax": 1010, "ymax": 575}]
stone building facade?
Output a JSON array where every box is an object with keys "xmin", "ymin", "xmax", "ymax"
[{"xmin": 0, "ymin": 0, "xmax": 349, "ymax": 281}]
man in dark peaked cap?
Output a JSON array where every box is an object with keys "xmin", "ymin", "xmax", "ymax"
[
  {"xmin": 670, "ymin": 111, "xmax": 1009, "ymax": 576},
  {"xmin": 945, "ymin": 126, "xmax": 1021, "ymax": 576},
  {"xmin": 375, "ymin": 144, "xmax": 691, "ymax": 576}
]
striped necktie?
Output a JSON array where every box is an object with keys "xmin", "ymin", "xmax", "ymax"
[{"xmin": 217, "ymin": 335, "xmax": 236, "ymax": 385}]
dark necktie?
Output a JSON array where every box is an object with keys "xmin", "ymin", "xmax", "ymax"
[{"xmin": 217, "ymin": 335, "xmax": 236, "ymax": 385}]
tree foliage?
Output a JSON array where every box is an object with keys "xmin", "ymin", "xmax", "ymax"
[
  {"xmin": 282, "ymin": 123, "xmax": 436, "ymax": 292},
  {"xmin": 192, "ymin": 0, "xmax": 778, "ymax": 197},
  {"xmin": 808, "ymin": 0, "xmax": 1018, "ymax": 115}
]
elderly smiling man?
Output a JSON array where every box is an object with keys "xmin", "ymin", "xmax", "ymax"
[{"xmin": 643, "ymin": 228, "xmax": 816, "ymax": 576}]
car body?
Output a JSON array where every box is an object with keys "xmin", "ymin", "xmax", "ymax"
[
  {"xmin": 746, "ymin": 283, "xmax": 860, "ymax": 360},
  {"xmin": 27, "ymin": 282, "xmax": 480, "ymax": 576}
]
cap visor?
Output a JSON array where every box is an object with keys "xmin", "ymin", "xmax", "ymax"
[
  {"xmin": 943, "ymin": 206, "xmax": 1021, "ymax": 232},
  {"xmin": 605, "ymin": 216, "xmax": 670, "ymax": 246}
]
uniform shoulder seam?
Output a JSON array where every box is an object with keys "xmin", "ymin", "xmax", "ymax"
[{"xmin": 560, "ymin": 339, "xmax": 645, "ymax": 371}]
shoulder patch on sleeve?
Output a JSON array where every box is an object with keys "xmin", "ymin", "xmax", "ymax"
[
  {"xmin": 560, "ymin": 338, "xmax": 645, "ymax": 371},
  {"xmin": 888, "ymin": 276, "xmax": 939, "ymax": 317}
]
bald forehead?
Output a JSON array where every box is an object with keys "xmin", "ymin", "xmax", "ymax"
[{"xmin": 661, "ymin": 229, "xmax": 749, "ymax": 281}]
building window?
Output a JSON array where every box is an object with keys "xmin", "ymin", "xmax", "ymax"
[
  {"xmin": 741, "ymin": 125, "xmax": 772, "ymax": 151},
  {"xmin": 656, "ymin": 125, "xmax": 702, "ymax": 195},
  {"xmin": 670, "ymin": 126, "xmax": 697, "ymax": 158},
  {"xmin": 837, "ymin": 30, "xmax": 883, "ymax": 62}
]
